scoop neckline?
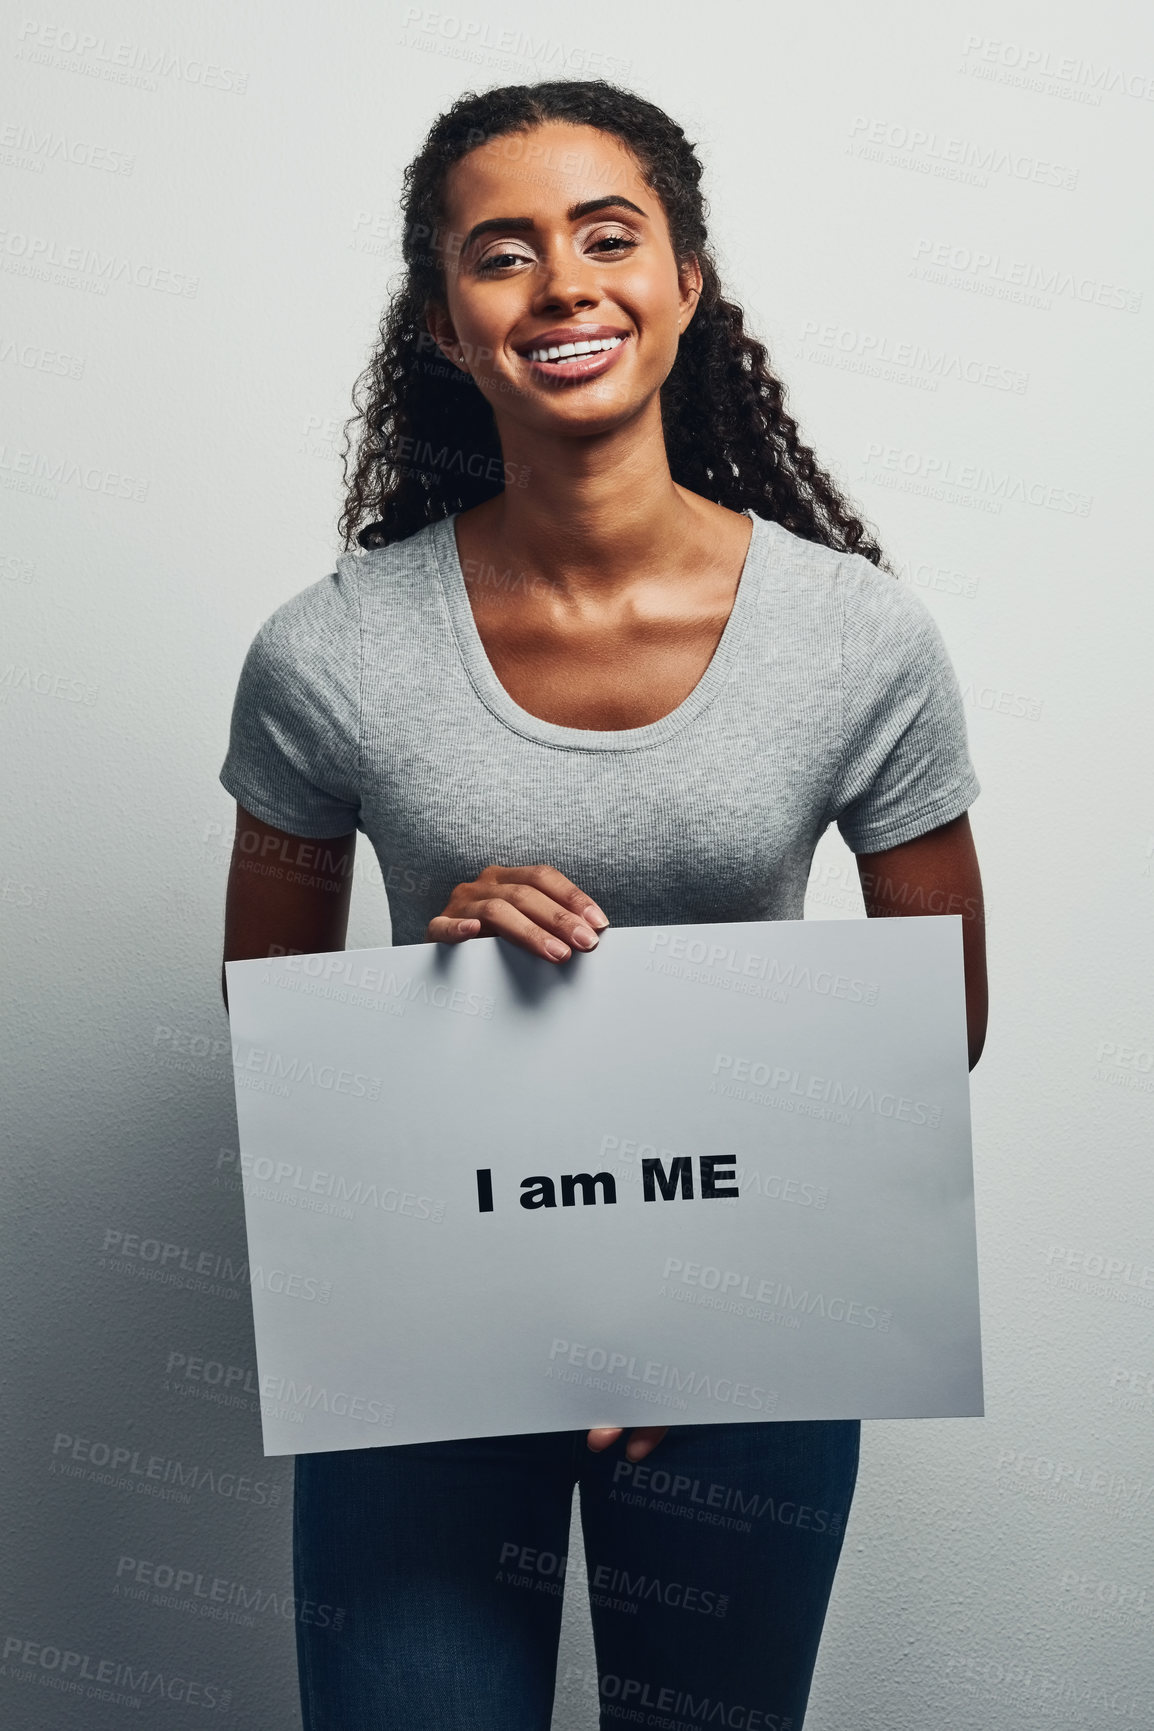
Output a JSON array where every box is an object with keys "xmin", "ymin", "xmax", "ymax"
[{"xmin": 431, "ymin": 507, "xmax": 768, "ymax": 752}]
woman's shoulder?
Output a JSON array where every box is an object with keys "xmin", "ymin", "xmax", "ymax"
[
  {"xmin": 232, "ymin": 518, "xmax": 449, "ymax": 721},
  {"xmin": 750, "ymin": 511, "xmax": 886, "ymax": 588},
  {"xmin": 749, "ymin": 513, "xmax": 890, "ymax": 626},
  {"xmin": 335, "ymin": 514, "xmax": 450, "ymax": 620},
  {"xmin": 750, "ymin": 512, "xmax": 931, "ymax": 632},
  {"xmin": 256, "ymin": 514, "xmax": 443, "ymax": 627},
  {"xmin": 238, "ymin": 565, "xmax": 358, "ymax": 696}
]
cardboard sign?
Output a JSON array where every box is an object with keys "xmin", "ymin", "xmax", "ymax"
[{"xmin": 225, "ymin": 917, "xmax": 982, "ymax": 1454}]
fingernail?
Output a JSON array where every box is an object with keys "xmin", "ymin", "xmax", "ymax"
[
  {"xmin": 571, "ymin": 924, "xmax": 598, "ymax": 950},
  {"xmin": 545, "ymin": 939, "xmax": 569, "ymax": 960},
  {"xmin": 583, "ymin": 906, "xmax": 609, "ymax": 929}
]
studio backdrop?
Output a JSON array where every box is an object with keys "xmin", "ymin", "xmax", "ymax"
[{"xmin": 2, "ymin": 1, "xmax": 1152, "ymax": 1726}]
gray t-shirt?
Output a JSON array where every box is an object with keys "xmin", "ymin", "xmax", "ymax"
[{"xmin": 219, "ymin": 509, "xmax": 980, "ymax": 947}]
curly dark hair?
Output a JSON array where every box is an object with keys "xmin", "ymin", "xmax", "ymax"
[{"xmin": 339, "ymin": 78, "xmax": 886, "ymax": 568}]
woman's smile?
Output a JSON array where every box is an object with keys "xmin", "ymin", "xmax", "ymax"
[{"xmin": 516, "ymin": 329, "xmax": 631, "ymax": 384}]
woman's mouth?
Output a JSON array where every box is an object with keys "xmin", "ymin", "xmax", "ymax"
[{"xmin": 517, "ymin": 333, "xmax": 629, "ymax": 383}]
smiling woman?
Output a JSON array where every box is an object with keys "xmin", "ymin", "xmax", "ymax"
[{"xmin": 220, "ymin": 77, "xmax": 984, "ymax": 1731}]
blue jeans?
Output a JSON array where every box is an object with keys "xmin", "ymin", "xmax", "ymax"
[{"xmin": 293, "ymin": 1419, "xmax": 860, "ymax": 1730}]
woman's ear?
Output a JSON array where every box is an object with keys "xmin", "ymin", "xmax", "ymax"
[
  {"xmin": 678, "ymin": 256, "xmax": 703, "ymax": 331},
  {"xmin": 424, "ymin": 301, "xmax": 471, "ymax": 374}
]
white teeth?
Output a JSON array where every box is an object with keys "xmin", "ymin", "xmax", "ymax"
[{"xmin": 525, "ymin": 335, "xmax": 626, "ymax": 364}]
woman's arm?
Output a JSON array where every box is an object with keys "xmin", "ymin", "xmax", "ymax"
[
  {"xmin": 220, "ymin": 805, "xmax": 357, "ymax": 1010},
  {"xmin": 854, "ymin": 811, "xmax": 987, "ymax": 1069}
]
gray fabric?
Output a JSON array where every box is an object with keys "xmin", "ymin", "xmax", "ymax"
[{"xmin": 219, "ymin": 509, "xmax": 980, "ymax": 947}]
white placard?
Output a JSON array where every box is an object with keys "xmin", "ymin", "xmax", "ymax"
[{"xmin": 226, "ymin": 916, "xmax": 982, "ymax": 1454}]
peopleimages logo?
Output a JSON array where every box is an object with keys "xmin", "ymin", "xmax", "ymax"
[
  {"xmin": 710, "ymin": 1054, "xmax": 941, "ymax": 1127},
  {"xmin": 239, "ymin": 1151, "xmax": 445, "ymax": 1222},
  {"xmin": 911, "ymin": 237, "xmax": 1141, "ymax": 313},
  {"xmin": 0, "ymin": 122, "xmax": 136, "ymax": 175},
  {"xmin": 847, "ymin": 115, "xmax": 1079, "ymax": 189},
  {"xmin": 232, "ymin": 1044, "xmax": 381, "ymax": 1099},
  {"xmin": 646, "ymin": 929, "xmax": 878, "ymax": 1003},
  {"xmin": 959, "ymin": 34, "xmax": 1154, "ymax": 105},
  {"xmin": 546, "ymin": 1338, "xmax": 775, "ymax": 1414},
  {"xmin": 50, "ymin": 1431, "xmax": 280, "ymax": 1506},
  {"xmin": 662, "ymin": 1257, "xmax": 890, "ymax": 1331},
  {"xmin": 0, "ymin": 228, "xmax": 199, "ymax": 295},
  {"xmin": 610, "ymin": 1457, "xmax": 849, "ymax": 1538},
  {"xmin": 14, "ymin": 20, "xmax": 250, "ymax": 94},
  {"xmin": 2, "ymin": 1634, "xmax": 230, "ymax": 1712},
  {"xmin": 798, "ymin": 320, "xmax": 1027, "ymax": 397},
  {"xmin": 277, "ymin": 950, "xmax": 495, "ymax": 1018},
  {"xmin": 861, "ymin": 441, "xmax": 1092, "ymax": 516},
  {"xmin": 99, "ymin": 1229, "xmax": 332, "ymax": 1304},
  {"xmin": 257, "ymin": 1375, "xmax": 394, "ymax": 1427},
  {"xmin": 114, "ymin": 1554, "xmax": 346, "ymax": 1628}
]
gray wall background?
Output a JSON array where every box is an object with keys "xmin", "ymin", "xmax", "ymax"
[{"xmin": 3, "ymin": 0, "xmax": 1152, "ymax": 1725}]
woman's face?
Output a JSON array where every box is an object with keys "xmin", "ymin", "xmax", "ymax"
[{"xmin": 427, "ymin": 120, "xmax": 701, "ymax": 443}]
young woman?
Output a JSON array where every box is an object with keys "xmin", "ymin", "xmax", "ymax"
[{"xmin": 220, "ymin": 79, "xmax": 986, "ymax": 1731}]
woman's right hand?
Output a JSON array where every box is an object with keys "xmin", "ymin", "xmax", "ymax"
[{"xmin": 426, "ymin": 864, "xmax": 609, "ymax": 961}]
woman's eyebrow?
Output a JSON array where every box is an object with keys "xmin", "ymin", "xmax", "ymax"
[{"xmin": 460, "ymin": 195, "xmax": 648, "ymax": 256}]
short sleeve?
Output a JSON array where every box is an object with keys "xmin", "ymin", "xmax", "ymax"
[
  {"xmin": 825, "ymin": 560, "xmax": 980, "ymax": 854},
  {"xmin": 219, "ymin": 566, "xmax": 362, "ymax": 838}
]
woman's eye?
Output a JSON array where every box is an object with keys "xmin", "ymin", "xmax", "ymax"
[
  {"xmin": 476, "ymin": 250, "xmax": 530, "ymax": 274},
  {"xmin": 476, "ymin": 234, "xmax": 639, "ymax": 274}
]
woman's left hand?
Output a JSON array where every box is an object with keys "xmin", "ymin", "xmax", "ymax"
[{"xmin": 586, "ymin": 1425, "xmax": 669, "ymax": 1460}]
